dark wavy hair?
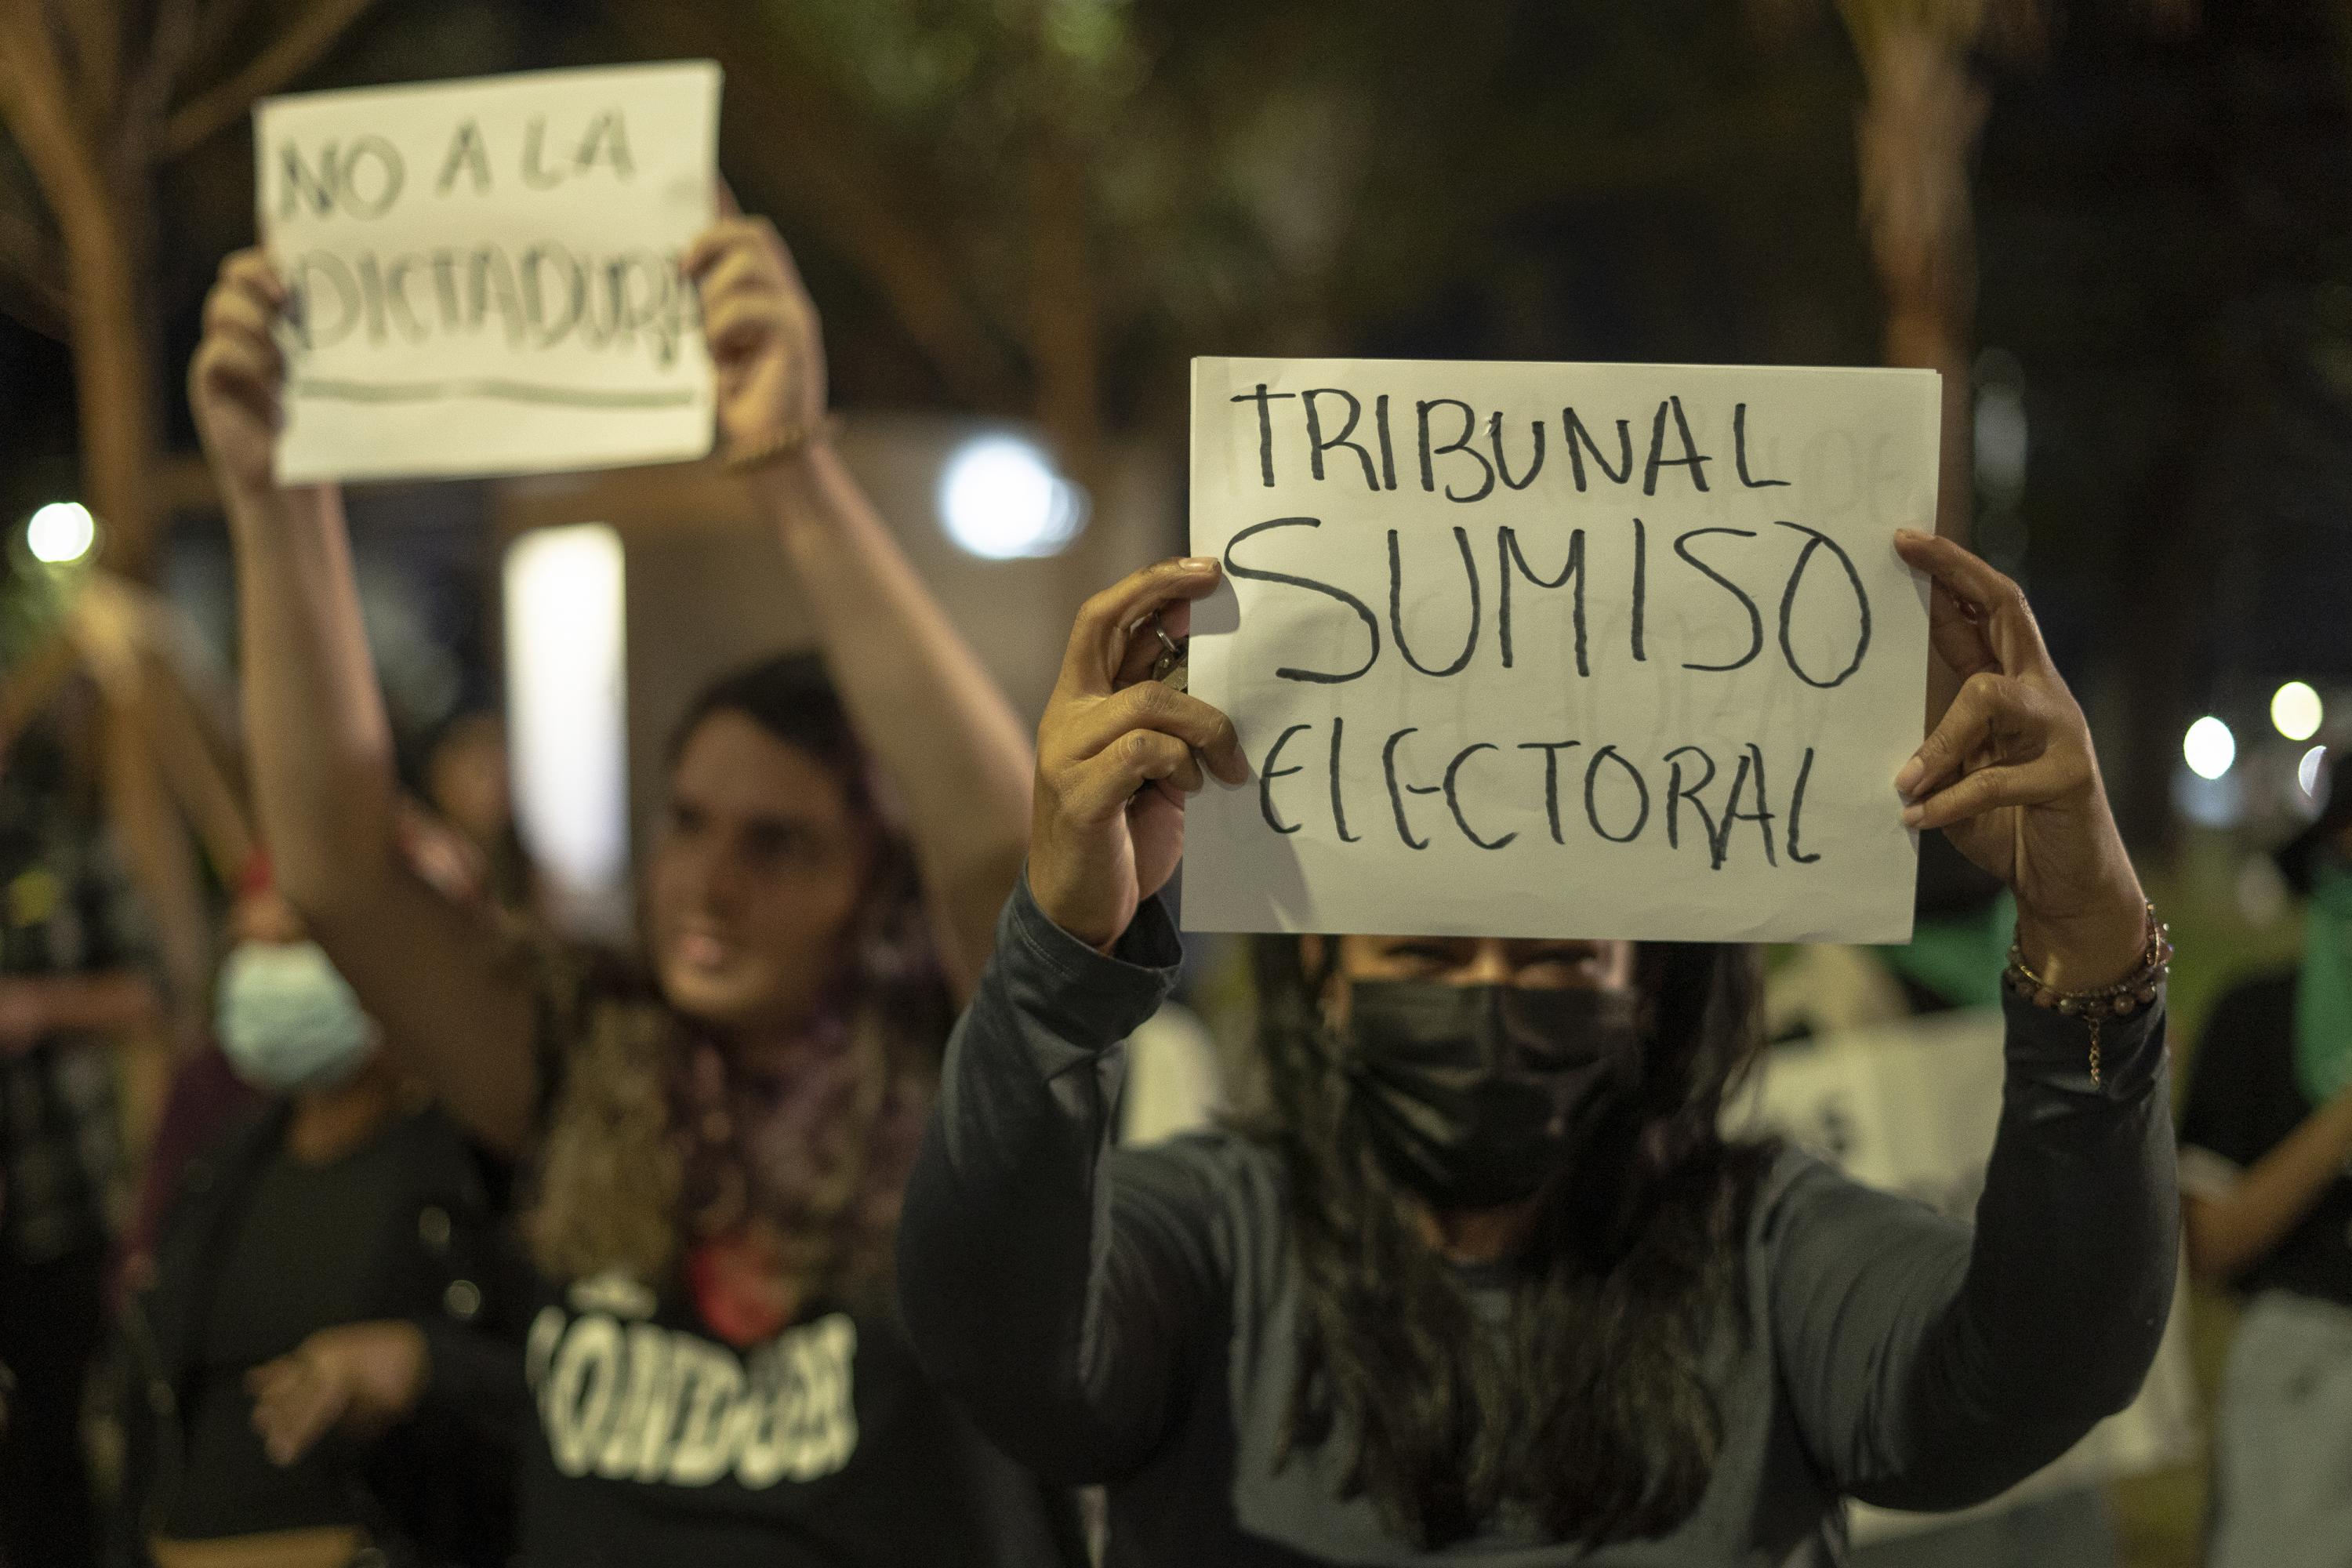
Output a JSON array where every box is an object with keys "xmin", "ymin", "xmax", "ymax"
[{"xmin": 1247, "ymin": 935, "xmax": 1775, "ymax": 1548}]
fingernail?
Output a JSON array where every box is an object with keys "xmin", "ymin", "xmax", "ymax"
[
  {"xmin": 1180, "ymin": 557, "xmax": 1218, "ymax": 572},
  {"xmin": 1901, "ymin": 803, "xmax": 1926, "ymax": 828},
  {"xmin": 1893, "ymin": 757, "xmax": 1923, "ymax": 794}
]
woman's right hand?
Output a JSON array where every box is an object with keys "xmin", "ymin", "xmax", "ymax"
[
  {"xmin": 189, "ymin": 249, "xmax": 291, "ymax": 502},
  {"xmin": 1029, "ymin": 558, "xmax": 1247, "ymax": 950},
  {"xmin": 248, "ymin": 1320, "xmax": 427, "ymax": 1466}
]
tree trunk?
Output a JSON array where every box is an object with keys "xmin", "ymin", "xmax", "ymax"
[
  {"xmin": 1854, "ymin": 19, "xmax": 1984, "ymax": 551},
  {"xmin": 1853, "ymin": 18, "xmax": 1987, "ymax": 732},
  {"xmin": 63, "ymin": 191, "xmax": 158, "ymax": 577},
  {"xmin": 0, "ymin": 8, "xmax": 163, "ymax": 578},
  {"xmin": 84, "ymin": 641, "xmax": 212, "ymax": 1036},
  {"xmin": 1027, "ymin": 133, "xmax": 1105, "ymax": 496}
]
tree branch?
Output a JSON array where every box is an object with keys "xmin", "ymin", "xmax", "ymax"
[
  {"xmin": 0, "ymin": 3, "xmax": 100, "ymax": 247},
  {"xmin": 47, "ymin": 0, "xmax": 122, "ymax": 129},
  {"xmin": 1026, "ymin": 132, "xmax": 1104, "ymax": 485},
  {"xmin": 157, "ymin": 0, "xmax": 379, "ymax": 159},
  {"xmin": 606, "ymin": 0, "xmax": 1027, "ymax": 412},
  {"xmin": 0, "ymin": 194, "xmax": 69, "ymax": 336},
  {"xmin": 193, "ymin": 0, "xmax": 266, "ymax": 64},
  {"xmin": 133, "ymin": 0, "xmax": 205, "ymax": 150}
]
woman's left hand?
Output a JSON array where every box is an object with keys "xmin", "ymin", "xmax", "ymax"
[
  {"xmin": 683, "ymin": 198, "xmax": 827, "ymax": 458},
  {"xmin": 1893, "ymin": 531, "xmax": 2147, "ymax": 988}
]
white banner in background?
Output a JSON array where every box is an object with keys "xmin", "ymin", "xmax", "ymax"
[
  {"xmin": 256, "ymin": 61, "xmax": 722, "ymax": 483},
  {"xmin": 1184, "ymin": 355, "xmax": 1937, "ymax": 944}
]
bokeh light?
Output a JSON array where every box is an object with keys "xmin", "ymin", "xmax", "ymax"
[
  {"xmin": 26, "ymin": 501, "xmax": 95, "ymax": 564},
  {"xmin": 2270, "ymin": 681, "xmax": 2323, "ymax": 741},
  {"xmin": 938, "ymin": 435, "xmax": 1086, "ymax": 560},
  {"xmin": 2183, "ymin": 716, "xmax": 2236, "ymax": 781},
  {"xmin": 2303, "ymin": 744, "xmax": 2329, "ymax": 798}
]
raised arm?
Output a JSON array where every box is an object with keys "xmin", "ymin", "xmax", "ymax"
[
  {"xmin": 0, "ymin": 973, "xmax": 162, "ymax": 1051},
  {"xmin": 192, "ymin": 254, "xmax": 537, "ymax": 1154},
  {"xmin": 898, "ymin": 558, "xmax": 1247, "ymax": 1476},
  {"xmin": 2180, "ymin": 1022, "xmax": 2352, "ymax": 1285},
  {"xmin": 684, "ymin": 215, "xmax": 1034, "ymax": 1002},
  {"xmin": 1772, "ymin": 532, "xmax": 2176, "ymax": 1508}
]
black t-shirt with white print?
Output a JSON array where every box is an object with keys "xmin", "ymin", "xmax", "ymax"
[
  {"xmin": 2179, "ymin": 971, "xmax": 2352, "ymax": 1307},
  {"xmin": 516, "ymin": 1269, "xmax": 1077, "ymax": 1567},
  {"xmin": 501, "ymin": 965, "xmax": 1083, "ymax": 1568}
]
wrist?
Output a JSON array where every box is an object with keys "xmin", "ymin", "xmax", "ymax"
[
  {"xmin": 727, "ymin": 411, "xmax": 840, "ymax": 477},
  {"xmin": 740, "ymin": 437, "xmax": 851, "ymax": 528},
  {"xmin": 1025, "ymin": 855, "xmax": 1122, "ymax": 955},
  {"xmin": 220, "ymin": 480, "xmax": 284, "ymax": 536},
  {"xmin": 2014, "ymin": 895, "xmax": 2148, "ymax": 991},
  {"xmin": 2011, "ymin": 893, "xmax": 2161, "ymax": 1000},
  {"xmin": 2014, "ymin": 854, "xmax": 2147, "ymax": 990},
  {"xmin": 223, "ymin": 478, "xmax": 328, "ymax": 542}
]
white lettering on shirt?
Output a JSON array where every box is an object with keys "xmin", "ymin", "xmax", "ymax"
[{"xmin": 529, "ymin": 1277, "xmax": 859, "ymax": 1490}]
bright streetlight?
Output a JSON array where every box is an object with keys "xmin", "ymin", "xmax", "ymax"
[
  {"xmin": 938, "ymin": 435, "xmax": 1085, "ymax": 560},
  {"xmin": 26, "ymin": 502, "xmax": 94, "ymax": 564},
  {"xmin": 2183, "ymin": 716, "xmax": 2236, "ymax": 781},
  {"xmin": 2271, "ymin": 681, "xmax": 2324, "ymax": 742}
]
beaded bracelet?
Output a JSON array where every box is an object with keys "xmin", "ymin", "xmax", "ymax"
[
  {"xmin": 2000, "ymin": 902, "xmax": 2170, "ymax": 1087},
  {"xmin": 724, "ymin": 413, "xmax": 844, "ymax": 474}
]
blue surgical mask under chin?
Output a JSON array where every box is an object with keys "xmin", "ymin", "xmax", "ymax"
[{"xmin": 216, "ymin": 940, "xmax": 379, "ymax": 1093}]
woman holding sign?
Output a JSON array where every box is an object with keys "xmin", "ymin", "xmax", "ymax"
[
  {"xmin": 190, "ymin": 214, "xmax": 1076, "ymax": 1566},
  {"xmin": 896, "ymin": 542, "xmax": 2176, "ymax": 1563}
]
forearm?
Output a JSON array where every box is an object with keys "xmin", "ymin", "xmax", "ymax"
[
  {"xmin": 0, "ymin": 973, "xmax": 162, "ymax": 1038},
  {"xmin": 227, "ymin": 482, "xmax": 403, "ymax": 911},
  {"xmin": 898, "ymin": 877, "xmax": 1183, "ymax": 1476},
  {"xmin": 1886, "ymin": 997, "xmax": 2175, "ymax": 1504},
  {"xmin": 225, "ymin": 481, "xmax": 536, "ymax": 1152},
  {"xmin": 2183, "ymin": 1093, "xmax": 2352, "ymax": 1284},
  {"xmin": 745, "ymin": 448, "xmax": 1033, "ymax": 996}
]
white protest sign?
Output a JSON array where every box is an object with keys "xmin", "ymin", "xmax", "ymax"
[
  {"xmin": 256, "ymin": 62, "xmax": 721, "ymax": 484},
  {"xmin": 1184, "ymin": 356, "xmax": 1938, "ymax": 943},
  {"xmin": 1725, "ymin": 1011, "xmax": 2201, "ymax": 1541}
]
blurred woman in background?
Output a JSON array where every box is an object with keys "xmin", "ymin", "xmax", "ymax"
[
  {"xmin": 189, "ymin": 205, "xmax": 1064, "ymax": 1566},
  {"xmin": 2180, "ymin": 746, "xmax": 2352, "ymax": 1568},
  {"xmin": 412, "ymin": 711, "xmax": 542, "ymax": 929},
  {"xmin": 117, "ymin": 840, "xmax": 514, "ymax": 1568}
]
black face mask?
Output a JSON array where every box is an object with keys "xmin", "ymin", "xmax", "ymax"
[{"xmin": 1344, "ymin": 981, "xmax": 1640, "ymax": 1210}]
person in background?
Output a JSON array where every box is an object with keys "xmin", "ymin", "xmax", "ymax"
[
  {"xmin": 2180, "ymin": 745, "xmax": 2352, "ymax": 1568},
  {"xmin": 114, "ymin": 841, "xmax": 517, "ymax": 1568},
  {"xmin": 414, "ymin": 711, "xmax": 542, "ymax": 927},
  {"xmin": 191, "ymin": 200, "xmax": 1068, "ymax": 1566},
  {"xmin": 897, "ymin": 541, "xmax": 2176, "ymax": 1565},
  {"xmin": 0, "ymin": 708, "xmax": 165, "ymax": 1568},
  {"xmin": 118, "ymin": 802, "xmax": 497, "ymax": 1294}
]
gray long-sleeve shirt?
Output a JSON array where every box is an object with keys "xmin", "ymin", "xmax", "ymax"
[{"xmin": 898, "ymin": 881, "xmax": 2177, "ymax": 1565}]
